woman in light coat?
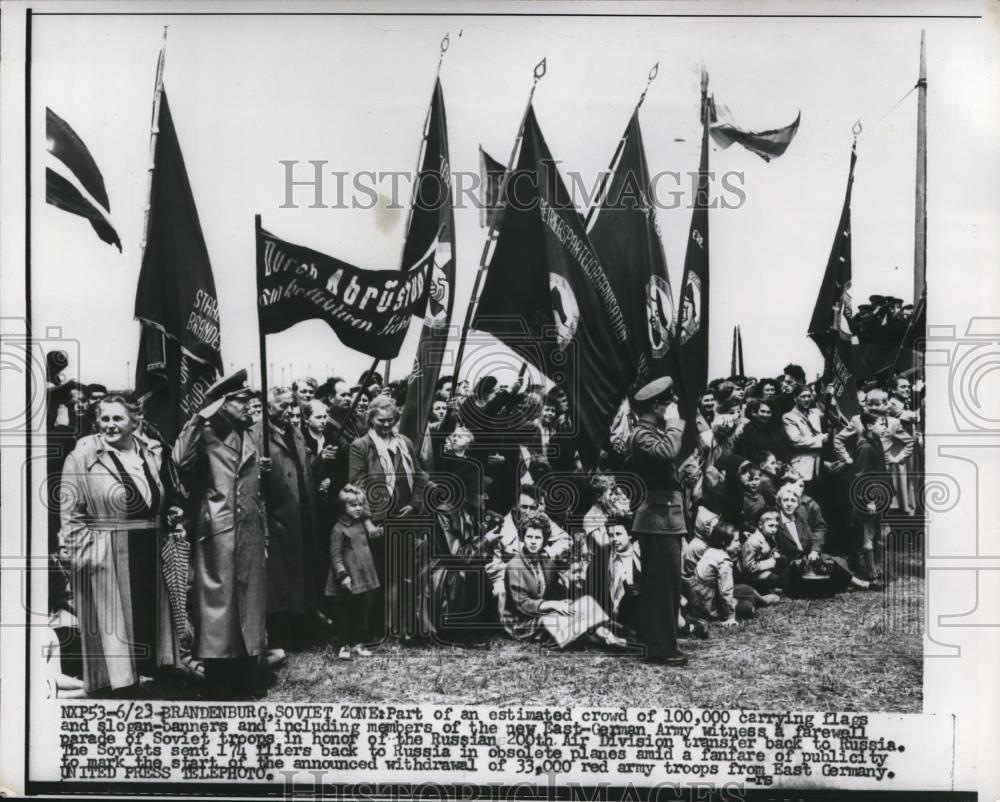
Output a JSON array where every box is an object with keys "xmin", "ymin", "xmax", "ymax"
[{"xmin": 59, "ymin": 396, "xmax": 180, "ymax": 694}]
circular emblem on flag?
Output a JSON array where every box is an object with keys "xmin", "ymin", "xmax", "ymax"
[
  {"xmin": 645, "ymin": 275, "xmax": 675, "ymax": 358},
  {"xmin": 677, "ymin": 273, "xmax": 702, "ymax": 345},
  {"xmin": 424, "ymin": 241, "xmax": 452, "ymax": 329},
  {"xmin": 549, "ymin": 273, "xmax": 579, "ymax": 351}
]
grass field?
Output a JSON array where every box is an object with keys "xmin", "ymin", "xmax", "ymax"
[{"xmin": 265, "ymin": 574, "xmax": 922, "ymax": 712}]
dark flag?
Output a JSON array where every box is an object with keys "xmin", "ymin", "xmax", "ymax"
[
  {"xmin": 675, "ymin": 71, "xmax": 712, "ymax": 451},
  {"xmin": 134, "ymin": 90, "xmax": 222, "ymax": 443},
  {"xmin": 710, "ymin": 107, "xmax": 801, "ymax": 163},
  {"xmin": 46, "ymin": 108, "xmax": 121, "ymax": 251},
  {"xmin": 808, "ymin": 145, "xmax": 861, "ymax": 420},
  {"xmin": 588, "ymin": 110, "xmax": 681, "ymax": 393},
  {"xmin": 473, "ymin": 105, "xmax": 634, "ymax": 465},
  {"xmin": 479, "ymin": 146, "xmax": 506, "ymax": 229},
  {"xmin": 257, "ymin": 228, "xmax": 430, "ymax": 359},
  {"xmin": 397, "ymin": 79, "xmax": 456, "ymax": 451}
]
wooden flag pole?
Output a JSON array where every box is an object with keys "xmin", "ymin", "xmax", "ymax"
[
  {"xmin": 254, "ymin": 214, "xmax": 270, "ymax": 458},
  {"xmin": 451, "ymin": 57, "xmax": 547, "ymax": 393},
  {"xmin": 585, "ymin": 62, "xmax": 659, "ymax": 228}
]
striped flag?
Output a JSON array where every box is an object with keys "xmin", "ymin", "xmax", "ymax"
[
  {"xmin": 45, "ymin": 108, "xmax": 121, "ymax": 251},
  {"xmin": 710, "ymin": 102, "xmax": 800, "ymax": 162}
]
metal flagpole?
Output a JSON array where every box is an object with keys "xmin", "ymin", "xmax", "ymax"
[
  {"xmin": 451, "ymin": 57, "xmax": 547, "ymax": 392},
  {"xmin": 585, "ymin": 62, "xmax": 659, "ymax": 229}
]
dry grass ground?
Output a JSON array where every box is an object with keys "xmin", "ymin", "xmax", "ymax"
[{"xmin": 266, "ymin": 574, "xmax": 922, "ymax": 712}]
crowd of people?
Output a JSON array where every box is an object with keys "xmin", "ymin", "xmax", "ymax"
[{"xmin": 45, "ymin": 351, "xmax": 924, "ymax": 698}]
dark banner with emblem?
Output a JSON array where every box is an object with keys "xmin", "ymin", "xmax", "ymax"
[
  {"xmin": 398, "ymin": 79, "xmax": 456, "ymax": 451},
  {"xmin": 257, "ymin": 228, "xmax": 430, "ymax": 360},
  {"xmin": 588, "ymin": 110, "xmax": 681, "ymax": 393},
  {"xmin": 473, "ymin": 105, "xmax": 634, "ymax": 464}
]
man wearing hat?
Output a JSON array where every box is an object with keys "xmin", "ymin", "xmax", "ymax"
[
  {"xmin": 174, "ymin": 369, "xmax": 270, "ymax": 697},
  {"xmin": 629, "ymin": 376, "xmax": 688, "ymax": 667}
]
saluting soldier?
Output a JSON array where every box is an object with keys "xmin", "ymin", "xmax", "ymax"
[
  {"xmin": 629, "ymin": 376, "xmax": 689, "ymax": 667},
  {"xmin": 173, "ymin": 369, "xmax": 270, "ymax": 697}
]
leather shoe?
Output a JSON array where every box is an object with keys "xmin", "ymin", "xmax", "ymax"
[{"xmin": 648, "ymin": 652, "xmax": 689, "ymax": 667}]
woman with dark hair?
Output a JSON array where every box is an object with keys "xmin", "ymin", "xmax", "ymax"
[
  {"xmin": 503, "ymin": 513, "xmax": 622, "ymax": 648},
  {"xmin": 59, "ymin": 395, "xmax": 181, "ymax": 694}
]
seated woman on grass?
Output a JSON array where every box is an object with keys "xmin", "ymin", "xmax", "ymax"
[
  {"xmin": 503, "ymin": 513, "xmax": 625, "ymax": 649},
  {"xmin": 774, "ymin": 484, "xmax": 878, "ymax": 595}
]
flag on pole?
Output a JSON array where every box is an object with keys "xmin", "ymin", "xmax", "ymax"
[
  {"xmin": 472, "ymin": 105, "xmax": 634, "ymax": 465},
  {"xmin": 808, "ymin": 145, "xmax": 860, "ymax": 419},
  {"xmin": 256, "ymin": 228, "xmax": 431, "ymax": 359},
  {"xmin": 45, "ymin": 108, "xmax": 121, "ymax": 251},
  {"xmin": 134, "ymin": 90, "xmax": 223, "ymax": 443},
  {"xmin": 479, "ymin": 146, "xmax": 506, "ymax": 229},
  {"xmin": 675, "ymin": 69, "xmax": 712, "ymax": 451},
  {"xmin": 398, "ymin": 79, "xmax": 456, "ymax": 451},
  {"xmin": 710, "ymin": 105, "xmax": 800, "ymax": 162},
  {"xmin": 588, "ymin": 110, "xmax": 680, "ymax": 392}
]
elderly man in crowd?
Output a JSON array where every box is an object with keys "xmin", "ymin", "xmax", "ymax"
[{"xmin": 254, "ymin": 386, "xmax": 322, "ymax": 650}]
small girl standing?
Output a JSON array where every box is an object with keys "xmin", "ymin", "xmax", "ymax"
[{"xmin": 326, "ymin": 484, "xmax": 381, "ymax": 660}]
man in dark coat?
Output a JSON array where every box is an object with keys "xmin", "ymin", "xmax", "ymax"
[
  {"xmin": 628, "ymin": 376, "xmax": 688, "ymax": 667},
  {"xmin": 253, "ymin": 386, "xmax": 321, "ymax": 650},
  {"xmin": 173, "ymin": 369, "xmax": 269, "ymax": 697}
]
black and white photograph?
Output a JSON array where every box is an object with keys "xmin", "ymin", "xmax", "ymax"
[{"xmin": 0, "ymin": 1, "xmax": 997, "ymax": 799}]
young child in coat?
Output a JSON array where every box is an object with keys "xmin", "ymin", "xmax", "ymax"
[
  {"xmin": 326, "ymin": 484, "xmax": 381, "ymax": 659},
  {"xmin": 687, "ymin": 522, "xmax": 748, "ymax": 626},
  {"xmin": 740, "ymin": 507, "xmax": 787, "ymax": 593}
]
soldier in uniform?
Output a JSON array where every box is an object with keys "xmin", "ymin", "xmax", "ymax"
[
  {"xmin": 173, "ymin": 369, "xmax": 270, "ymax": 697},
  {"xmin": 629, "ymin": 376, "xmax": 688, "ymax": 667}
]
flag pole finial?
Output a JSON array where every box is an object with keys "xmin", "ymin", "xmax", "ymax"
[
  {"xmin": 852, "ymin": 119, "xmax": 863, "ymax": 145},
  {"xmin": 636, "ymin": 61, "xmax": 660, "ymax": 111},
  {"xmin": 534, "ymin": 57, "xmax": 547, "ymax": 83},
  {"xmin": 436, "ymin": 32, "xmax": 450, "ymax": 74}
]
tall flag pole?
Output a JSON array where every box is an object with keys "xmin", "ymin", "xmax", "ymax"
[
  {"xmin": 808, "ymin": 129, "xmax": 861, "ymax": 422},
  {"xmin": 452, "ymin": 57, "xmax": 547, "ymax": 388},
  {"xmin": 674, "ymin": 65, "xmax": 712, "ymax": 452},
  {"xmin": 397, "ymin": 35, "xmax": 457, "ymax": 453},
  {"xmin": 587, "ymin": 63, "xmax": 683, "ymax": 394},
  {"xmin": 471, "ymin": 101, "xmax": 634, "ymax": 466},
  {"xmin": 134, "ymin": 27, "xmax": 223, "ymax": 444}
]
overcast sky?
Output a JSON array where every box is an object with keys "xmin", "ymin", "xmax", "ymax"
[{"xmin": 31, "ymin": 7, "xmax": 994, "ymax": 391}]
